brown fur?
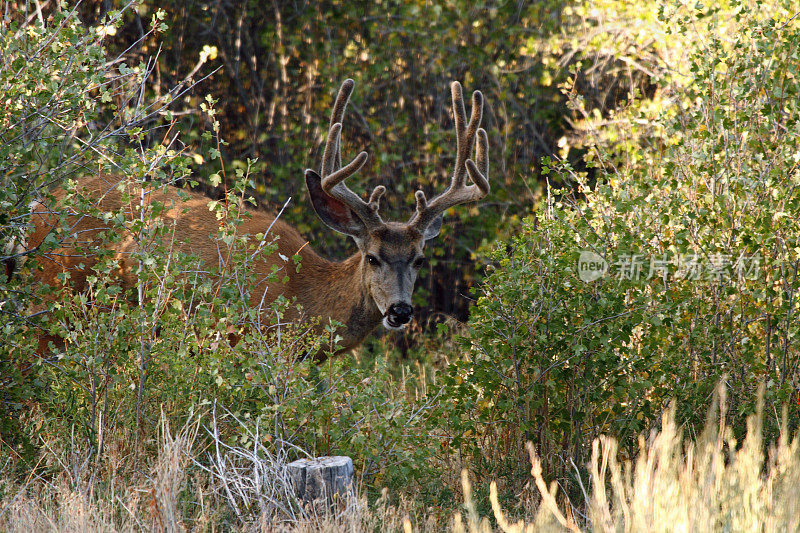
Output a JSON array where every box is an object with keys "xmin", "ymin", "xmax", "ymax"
[{"xmin": 26, "ymin": 175, "xmax": 383, "ymax": 356}]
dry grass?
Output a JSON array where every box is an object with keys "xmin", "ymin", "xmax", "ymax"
[
  {"xmin": 586, "ymin": 386, "xmax": 800, "ymax": 533},
  {"xmin": 2, "ymin": 385, "xmax": 798, "ymax": 532}
]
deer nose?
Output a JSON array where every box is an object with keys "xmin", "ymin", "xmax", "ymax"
[{"xmin": 387, "ymin": 302, "xmax": 414, "ymax": 325}]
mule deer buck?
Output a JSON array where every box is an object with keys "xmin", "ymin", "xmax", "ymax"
[{"xmin": 20, "ymin": 79, "xmax": 489, "ymax": 358}]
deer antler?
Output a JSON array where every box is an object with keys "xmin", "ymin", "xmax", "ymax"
[
  {"xmin": 409, "ymin": 81, "xmax": 490, "ymax": 232},
  {"xmin": 319, "ymin": 79, "xmax": 385, "ymax": 230}
]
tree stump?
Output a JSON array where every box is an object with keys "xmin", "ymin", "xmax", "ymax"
[{"xmin": 287, "ymin": 456, "xmax": 354, "ymax": 507}]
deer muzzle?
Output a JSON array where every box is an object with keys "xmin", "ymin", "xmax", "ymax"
[{"xmin": 384, "ymin": 302, "xmax": 413, "ymax": 329}]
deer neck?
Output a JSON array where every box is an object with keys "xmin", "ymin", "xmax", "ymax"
[{"xmin": 297, "ymin": 252, "xmax": 382, "ymax": 351}]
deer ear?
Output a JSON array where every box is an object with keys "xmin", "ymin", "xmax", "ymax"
[
  {"xmin": 306, "ymin": 169, "xmax": 367, "ymax": 237},
  {"xmin": 422, "ymin": 214, "xmax": 443, "ymax": 242}
]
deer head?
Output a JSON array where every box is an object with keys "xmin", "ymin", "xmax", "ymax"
[{"xmin": 305, "ymin": 79, "xmax": 490, "ymax": 330}]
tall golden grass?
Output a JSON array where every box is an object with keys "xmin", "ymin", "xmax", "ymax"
[{"xmin": 2, "ymin": 385, "xmax": 798, "ymax": 532}]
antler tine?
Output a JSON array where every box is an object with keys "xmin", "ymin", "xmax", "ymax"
[
  {"xmin": 321, "ymin": 150, "xmax": 369, "ymax": 192},
  {"xmin": 459, "ymin": 90, "xmax": 484, "ymax": 184},
  {"xmin": 452, "ymin": 83, "xmax": 483, "ymax": 187},
  {"xmin": 319, "ymin": 79, "xmax": 385, "ymax": 229},
  {"xmin": 451, "ymin": 81, "xmax": 467, "ymax": 155},
  {"xmin": 465, "ymin": 128, "xmax": 490, "ymax": 194},
  {"xmin": 321, "ymin": 153, "xmax": 385, "ymax": 227},
  {"xmin": 410, "ymin": 83, "xmax": 490, "ymax": 231},
  {"xmin": 322, "ymin": 79, "xmax": 355, "ymax": 177}
]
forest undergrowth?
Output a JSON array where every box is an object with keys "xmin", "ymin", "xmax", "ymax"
[{"xmin": 2, "ymin": 0, "xmax": 800, "ymax": 530}]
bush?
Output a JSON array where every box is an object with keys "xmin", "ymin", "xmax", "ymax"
[
  {"xmin": 443, "ymin": 1, "xmax": 800, "ymax": 496},
  {"xmin": 0, "ymin": 1, "xmax": 175, "ymax": 458}
]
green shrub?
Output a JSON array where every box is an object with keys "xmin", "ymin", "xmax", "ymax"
[
  {"xmin": 444, "ymin": 1, "xmax": 800, "ymax": 496},
  {"xmin": 0, "ymin": 1, "xmax": 171, "ymax": 458}
]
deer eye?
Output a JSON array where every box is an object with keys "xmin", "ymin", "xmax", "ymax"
[
  {"xmin": 412, "ymin": 257, "xmax": 426, "ymax": 269},
  {"xmin": 366, "ymin": 254, "xmax": 381, "ymax": 267}
]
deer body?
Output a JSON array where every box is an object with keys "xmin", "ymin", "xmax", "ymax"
[
  {"xmin": 26, "ymin": 175, "xmax": 385, "ymax": 353},
  {"xmin": 21, "ymin": 79, "xmax": 490, "ymax": 357}
]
